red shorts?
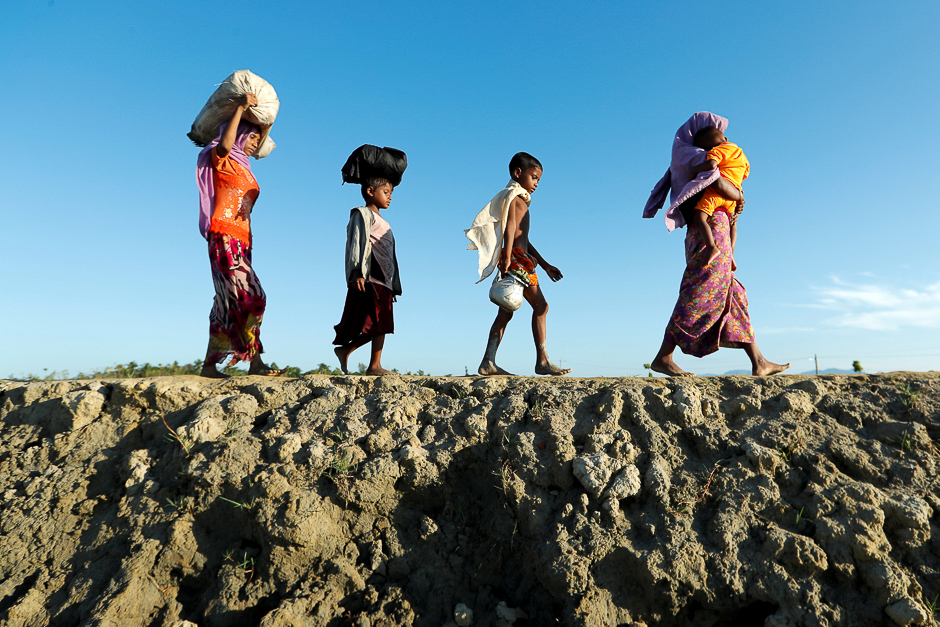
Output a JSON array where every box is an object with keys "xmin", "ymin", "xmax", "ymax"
[{"xmin": 333, "ymin": 282, "xmax": 395, "ymax": 345}]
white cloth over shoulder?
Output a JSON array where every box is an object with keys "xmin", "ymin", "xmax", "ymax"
[{"xmin": 465, "ymin": 180, "xmax": 531, "ymax": 283}]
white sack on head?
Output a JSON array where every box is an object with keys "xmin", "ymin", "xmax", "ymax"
[{"xmin": 188, "ymin": 69, "xmax": 279, "ymax": 159}]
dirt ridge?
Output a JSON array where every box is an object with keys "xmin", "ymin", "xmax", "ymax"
[{"xmin": 0, "ymin": 372, "xmax": 938, "ymax": 626}]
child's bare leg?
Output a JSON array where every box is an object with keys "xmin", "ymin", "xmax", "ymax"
[
  {"xmin": 366, "ymin": 334, "xmax": 394, "ymax": 375},
  {"xmin": 479, "ymin": 308, "xmax": 515, "ymax": 375},
  {"xmin": 334, "ymin": 334, "xmax": 371, "ymax": 374},
  {"xmin": 650, "ymin": 334, "xmax": 695, "ymax": 377},
  {"xmin": 692, "ymin": 210, "xmax": 720, "ymax": 265},
  {"xmin": 525, "ymin": 285, "xmax": 571, "ymax": 376},
  {"xmin": 200, "ymin": 344, "xmax": 230, "ymax": 379}
]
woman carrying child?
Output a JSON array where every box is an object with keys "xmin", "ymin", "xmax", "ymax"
[
  {"xmin": 643, "ymin": 111, "xmax": 788, "ymax": 377},
  {"xmin": 195, "ymin": 94, "xmax": 282, "ymax": 378}
]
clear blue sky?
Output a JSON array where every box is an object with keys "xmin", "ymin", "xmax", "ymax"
[{"xmin": 4, "ymin": 0, "xmax": 939, "ymax": 378}]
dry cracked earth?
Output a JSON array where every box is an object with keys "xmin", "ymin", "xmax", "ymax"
[{"xmin": 0, "ymin": 372, "xmax": 938, "ymax": 627}]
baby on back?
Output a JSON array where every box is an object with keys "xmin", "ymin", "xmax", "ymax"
[{"xmin": 689, "ymin": 126, "xmax": 749, "ymax": 267}]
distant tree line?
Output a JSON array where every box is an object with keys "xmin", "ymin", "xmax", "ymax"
[{"xmin": 6, "ymin": 360, "xmax": 432, "ymax": 381}]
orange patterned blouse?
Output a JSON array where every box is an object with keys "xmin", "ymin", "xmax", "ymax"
[{"xmin": 208, "ymin": 150, "xmax": 259, "ymax": 246}]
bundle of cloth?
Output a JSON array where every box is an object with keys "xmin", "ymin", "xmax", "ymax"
[
  {"xmin": 341, "ymin": 145, "xmax": 408, "ymax": 186},
  {"xmin": 465, "ymin": 181, "xmax": 531, "ymax": 283},
  {"xmin": 643, "ymin": 111, "xmax": 728, "ymax": 231},
  {"xmin": 188, "ymin": 69, "xmax": 278, "ymax": 159}
]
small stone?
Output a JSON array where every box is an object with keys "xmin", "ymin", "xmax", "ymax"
[
  {"xmin": 779, "ymin": 390, "xmax": 814, "ymax": 417},
  {"xmin": 604, "ymin": 465, "xmax": 641, "ymax": 501},
  {"xmin": 561, "ymin": 503, "xmax": 574, "ymax": 517},
  {"xmin": 495, "ymin": 601, "xmax": 528, "ymax": 624},
  {"xmin": 602, "ymin": 497, "xmax": 622, "ymax": 517},
  {"xmin": 672, "ymin": 384, "xmax": 704, "ymax": 427},
  {"xmin": 454, "ymin": 603, "xmax": 473, "ymax": 627},
  {"xmin": 419, "ymin": 515, "xmax": 439, "ymax": 539},
  {"xmin": 885, "ymin": 597, "xmax": 928, "ymax": 626},
  {"xmin": 745, "ymin": 441, "xmax": 779, "ymax": 475},
  {"xmin": 572, "ymin": 454, "xmax": 622, "ymax": 500}
]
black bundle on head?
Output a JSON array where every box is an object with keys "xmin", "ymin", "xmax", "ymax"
[{"xmin": 341, "ymin": 145, "xmax": 408, "ymax": 187}]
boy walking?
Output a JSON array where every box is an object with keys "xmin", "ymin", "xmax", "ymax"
[
  {"xmin": 466, "ymin": 152, "xmax": 570, "ymax": 376},
  {"xmin": 333, "ymin": 146, "xmax": 406, "ymax": 375}
]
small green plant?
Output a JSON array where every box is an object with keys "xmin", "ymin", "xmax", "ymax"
[
  {"xmin": 219, "ymin": 495, "xmax": 255, "ymax": 511},
  {"xmin": 165, "ymin": 495, "xmax": 193, "ymax": 516},
  {"xmin": 492, "ymin": 461, "xmax": 514, "ymax": 497},
  {"xmin": 162, "ymin": 416, "xmax": 193, "ymax": 457},
  {"xmin": 776, "ymin": 427, "xmax": 806, "ymax": 463},
  {"xmin": 925, "ymin": 594, "xmax": 938, "ymax": 617},
  {"xmin": 924, "ymin": 594, "xmax": 940, "ymax": 618},
  {"xmin": 899, "ymin": 383, "xmax": 922, "ymax": 413},
  {"xmin": 888, "ymin": 430, "xmax": 917, "ymax": 456},
  {"xmin": 225, "ymin": 551, "xmax": 255, "ymax": 582},
  {"xmin": 323, "ymin": 428, "xmax": 357, "ymax": 505},
  {"xmin": 852, "ymin": 360, "xmax": 863, "ymax": 374},
  {"xmin": 528, "ymin": 397, "xmax": 545, "ymax": 420},
  {"xmin": 795, "ymin": 507, "xmax": 813, "ymax": 525},
  {"xmin": 643, "ymin": 363, "xmax": 654, "ymax": 377}
]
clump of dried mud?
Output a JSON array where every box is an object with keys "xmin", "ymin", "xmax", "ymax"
[{"xmin": 1, "ymin": 372, "xmax": 938, "ymax": 627}]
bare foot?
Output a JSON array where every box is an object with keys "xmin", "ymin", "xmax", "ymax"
[
  {"xmin": 478, "ymin": 359, "xmax": 514, "ymax": 376},
  {"xmin": 333, "ymin": 346, "xmax": 351, "ymax": 375},
  {"xmin": 650, "ymin": 356, "xmax": 695, "ymax": 377},
  {"xmin": 247, "ymin": 364, "xmax": 285, "ymax": 377},
  {"xmin": 535, "ymin": 360, "xmax": 571, "ymax": 376},
  {"xmin": 753, "ymin": 360, "xmax": 790, "ymax": 377},
  {"xmin": 200, "ymin": 365, "xmax": 230, "ymax": 379},
  {"xmin": 705, "ymin": 244, "xmax": 720, "ymax": 266},
  {"xmin": 366, "ymin": 367, "xmax": 396, "ymax": 376}
]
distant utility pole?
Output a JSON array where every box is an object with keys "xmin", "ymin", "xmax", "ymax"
[{"xmin": 814, "ymin": 354, "xmax": 819, "ymax": 376}]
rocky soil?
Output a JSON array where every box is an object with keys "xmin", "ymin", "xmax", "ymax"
[{"xmin": 0, "ymin": 372, "xmax": 938, "ymax": 627}]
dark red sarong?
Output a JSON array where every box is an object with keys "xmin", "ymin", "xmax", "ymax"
[{"xmin": 333, "ymin": 282, "xmax": 395, "ymax": 345}]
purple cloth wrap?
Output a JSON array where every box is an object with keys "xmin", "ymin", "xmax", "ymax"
[
  {"xmin": 643, "ymin": 112, "xmax": 729, "ymax": 231},
  {"xmin": 195, "ymin": 121, "xmax": 259, "ymax": 239}
]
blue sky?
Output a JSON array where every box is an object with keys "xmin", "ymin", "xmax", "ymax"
[{"xmin": 3, "ymin": 0, "xmax": 939, "ymax": 378}]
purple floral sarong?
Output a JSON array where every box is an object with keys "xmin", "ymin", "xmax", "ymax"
[{"xmin": 666, "ymin": 211, "xmax": 754, "ymax": 357}]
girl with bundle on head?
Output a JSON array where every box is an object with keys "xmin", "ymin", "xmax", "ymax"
[{"xmin": 195, "ymin": 94, "xmax": 282, "ymax": 378}]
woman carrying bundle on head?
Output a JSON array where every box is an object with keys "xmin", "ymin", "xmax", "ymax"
[{"xmin": 195, "ymin": 94, "xmax": 282, "ymax": 378}]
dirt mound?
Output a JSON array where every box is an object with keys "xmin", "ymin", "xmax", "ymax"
[{"xmin": 1, "ymin": 372, "xmax": 938, "ymax": 626}]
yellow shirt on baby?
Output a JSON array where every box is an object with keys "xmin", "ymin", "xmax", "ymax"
[{"xmin": 695, "ymin": 142, "xmax": 749, "ymax": 217}]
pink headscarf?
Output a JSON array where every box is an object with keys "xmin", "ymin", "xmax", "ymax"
[{"xmin": 195, "ymin": 121, "xmax": 259, "ymax": 239}]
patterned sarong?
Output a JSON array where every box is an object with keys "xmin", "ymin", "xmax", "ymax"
[
  {"xmin": 666, "ymin": 211, "xmax": 754, "ymax": 357},
  {"xmin": 207, "ymin": 232, "xmax": 266, "ymax": 366},
  {"xmin": 508, "ymin": 247, "xmax": 539, "ymax": 286}
]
